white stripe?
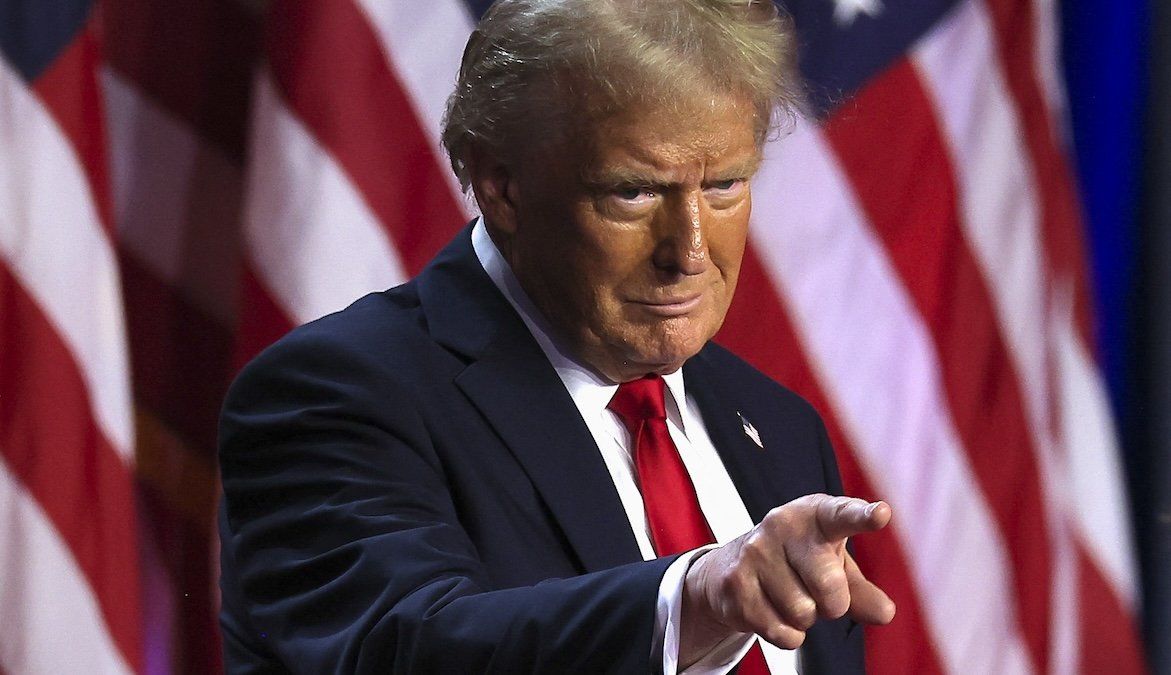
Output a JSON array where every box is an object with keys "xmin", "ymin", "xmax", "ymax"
[
  {"xmin": 0, "ymin": 458, "xmax": 132, "ymax": 675},
  {"xmin": 101, "ymin": 67, "xmax": 243, "ymax": 327},
  {"xmin": 244, "ymin": 69, "xmax": 409, "ymax": 325},
  {"xmin": 914, "ymin": 0, "xmax": 1138, "ymax": 628},
  {"xmin": 0, "ymin": 57, "xmax": 135, "ymax": 462},
  {"xmin": 751, "ymin": 120, "xmax": 1034, "ymax": 675},
  {"xmin": 353, "ymin": 0, "xmax": 477, "ymax": 213}
]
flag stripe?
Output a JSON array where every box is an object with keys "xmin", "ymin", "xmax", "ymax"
[
  {"xmin": 136, "ymin": 478, "xmax": 224, "ymax": 673},
  {"xmin": 914, "ymin": 5, "xmax": 1144, "ymax": 670},
  {"xmin": 1056, "ymin": 313, "xmax": 1139, "ymax": 601},
  {"xmin": 0, "ymin": 264, "xmax": 142, "ymax": 670},
  {"xmin": 821, "ymin": 57, "xmax": 1052, "ymax": 672},
  {"xmin": 0, "ymin": 459, "xmax": 131, "ymax": 675},
  {"xmin": 29, "ymin": 20, "xmax": 114, "ymax": 234},
  {"xmin": 1075, "ymin": 545, "xmax": 1148, "ymax": 675},
  {"xmin": 234, "ymin": 264, "xmax": 298, "ymax": 367},
  {"xmin": 0, "ymin": 54, "xmax": 134, "ymax": 462},
  {"xmin": 979, "ymin": 0, "xmax": 1094, "ymax": 347},
  {"xmin": 244, "ymin": 69, "xmax": 409, "ymax": 325},
  {"xmin": 352, "ymin": 0, "xmax": 475, "ymax": 205},
  {"xmin": 102, "ymin": 66, "xmax": 245, "ymax": 329},
  {"xmin": 119, "ymin": 253, "xmax": 235, "ymax": 453},
  {"xmin": 909, "ymin": 15, "xmax": 1086, "ymax": 668},
  {"xmin": 719, "ymin": 250, "xmax": 947, "ymax": 675},
  {"xmin": 102, "ymin": 0, "xmax": 260, "ymax": 162},
  {"xmin": 266, "ymin": 0, "xmax": 468, "ymax": 277},
  {"xmin": 751, "ymin": 121, "xmax": 1034, "ymax": 674}
]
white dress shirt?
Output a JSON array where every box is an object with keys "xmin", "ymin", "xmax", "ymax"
[{"xmin": 471, "ymin": 219, "xmax": 799, "ymax": 675}]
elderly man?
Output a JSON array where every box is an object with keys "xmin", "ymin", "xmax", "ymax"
[{"xmin": 218, "ymin": 0, "xmax": 895, "ymax": 673}]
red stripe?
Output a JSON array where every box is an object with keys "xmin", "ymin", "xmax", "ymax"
[
  {"xmin": 981, "ymin": 0, "xmax": 1147, "ymax": 666},
  {"xmin": 1077, "ymin": 545, "xmax": 1148, "ymax": 675},
  {"xmin": 138, "ymin": 479, "xmax": 223, "ymax": 675},
  {"xmin": 0, "ymin": 263, "xmax": 142, "ymax": 671},
  {"xmin": 119, "ymin": 251, "xmax": 236, "ymax": 453},
  {"xmin": 234, "ymin": 263, "xmax": 297, "ymax": 368},
  {"xmin": 719, "ymin": 247, "xmax": 946, "ymax": 675},
  {"xmin": 31, "ymin": 19, "xmax": 114, "ymax": 236},
  {"xmin": 821, "ymin": 59, "xmax": 1054, "ymax": 672},
  {"xmin": 102, "ymin": 0, "xmax": 261, "ymax": 163},
  {"xmin": 267, "ymin": 0, "xmax": 467, "ymax": 276}
]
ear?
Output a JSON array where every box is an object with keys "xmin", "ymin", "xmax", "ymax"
[{"xmin": 467, "ymin": 143, "xmax": 521, "ymax": 237}]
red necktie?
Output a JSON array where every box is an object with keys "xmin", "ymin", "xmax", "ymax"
[{"xmin": 608, "ymin": 375, "xmax": 770, "ymax": 674}]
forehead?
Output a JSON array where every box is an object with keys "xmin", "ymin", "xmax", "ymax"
[{"xmin": 571, "ymin": 94, "xmax": 761, "ymax": 178}]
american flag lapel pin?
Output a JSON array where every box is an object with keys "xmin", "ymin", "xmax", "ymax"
[{"xmin": 738, "ymin": 412, "xmax": 763, "ymax": 449}]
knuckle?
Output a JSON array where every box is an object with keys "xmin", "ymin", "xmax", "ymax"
[
  {"xmin": 813, "ymin": 566, "xmax": 847, "ymax": 595},
  {"xmin": 785, "ymin": 596, "xmax": 818, "ymax": 630},
  {"xmin": 763, "ymin": 507, "xmax": 797, "ymax": 533},
  {"xmin": 741, "ymin": 533, "xmax": 765, "ymax": 557}
]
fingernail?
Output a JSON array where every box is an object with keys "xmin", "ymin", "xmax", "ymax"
[{"xmin": 865, "ymin": 502, "xmax": 878, "ymax": 517}]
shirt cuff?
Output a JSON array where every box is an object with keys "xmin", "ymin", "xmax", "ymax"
[{"xmin": 655, "ymin": 545, "xmax": 758, "ymax": 675}]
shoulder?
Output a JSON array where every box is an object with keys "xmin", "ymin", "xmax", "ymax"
[
  {"xmin": 231, "ymin": 283, "xmax": 450, "ymax": 397},
  {"xmin": 220, "ymin": 283, "xmax": 459, "ymax": 450}
]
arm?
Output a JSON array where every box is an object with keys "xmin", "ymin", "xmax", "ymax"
[{"xmin": 219, "ymin": 335, "xmax": 672, "ymax": 674}]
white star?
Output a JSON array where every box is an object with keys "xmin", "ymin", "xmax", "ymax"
[{"xmin": 832, "ymin": 0, "xmax": 885, "ymax": 27}]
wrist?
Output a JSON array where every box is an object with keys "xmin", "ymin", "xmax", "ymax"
[{"xmin": 679, "ymin": 550, "xmax": 735, "ymax": 668}]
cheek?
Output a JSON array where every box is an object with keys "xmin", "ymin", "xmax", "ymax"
[{"xmin": 710, "ymin": 218, "xmax": 750, "ymax": 284}]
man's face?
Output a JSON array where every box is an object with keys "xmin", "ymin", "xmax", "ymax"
[{"xmin": 495, "ymin": 93, "xmax": 760, "ymax": 383}]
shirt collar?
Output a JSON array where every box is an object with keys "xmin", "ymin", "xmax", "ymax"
[{"xmin": 470, "ymin": 218, "xmax": 688, "ymax": 431}]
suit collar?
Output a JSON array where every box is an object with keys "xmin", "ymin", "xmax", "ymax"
[{"xmin": 417, "ymin": 225, "xmax": 644, "ymax": 572}]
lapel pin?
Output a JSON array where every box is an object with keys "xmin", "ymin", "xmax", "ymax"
[{"xmin": 738, "ymin": 412, "xmax": 763, "ymax": 449}]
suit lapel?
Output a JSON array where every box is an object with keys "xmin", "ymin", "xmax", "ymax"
[
  {"xmin": 418, "ymin": 226, "xmax": 643, "ymax": 572},
  {"xmin": 685, "ymin": 349, "xmax": 805, "ymax": 524}
]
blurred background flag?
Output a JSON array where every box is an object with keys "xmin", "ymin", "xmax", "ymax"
[
  {"xmin": 0, "ymin": 0, "xmax": 142, "ymax": 672},
  {"xmin": 0, "ymin": 0, "xmax": 1165, "ymax": 673}
]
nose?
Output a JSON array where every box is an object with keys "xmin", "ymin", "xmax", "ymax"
[{"xmin": 652, "ymin": 190, "xmax": 709, "ymax": 277}]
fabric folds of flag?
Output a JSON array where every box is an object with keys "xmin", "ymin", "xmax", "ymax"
[
  {"xmin": 0, "ymin": 0, "xmax": 1149, "ymax": 672},
  {"xmin": 0, "ymin": 0, "xmax": 142, "ymax": 672},
  {"xmin": 241, "ymin": 0, "xmax": 1148, "ymax": 672}
]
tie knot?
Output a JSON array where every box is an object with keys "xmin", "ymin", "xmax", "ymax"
[{"xmin": 608, "ymin": 375, "xmax": 668, "ymax": 428}]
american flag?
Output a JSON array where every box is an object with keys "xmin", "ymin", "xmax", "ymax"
[{"xmin": 0, "ymin": 0, "xmax": 1148, "ymax": 673}]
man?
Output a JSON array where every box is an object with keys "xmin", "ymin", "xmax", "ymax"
[{"xmin": 218, "ymin": 0, "xmax": 895, "ymax": 673}]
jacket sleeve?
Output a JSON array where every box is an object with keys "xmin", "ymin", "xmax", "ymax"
[{"xmin": 218, "ymin": 331, "xmax": 673, "ymax": 674}]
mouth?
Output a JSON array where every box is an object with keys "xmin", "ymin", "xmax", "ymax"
[{"xmin": 634, "ymin": 293, "xmax": 703, "ymax": 317}]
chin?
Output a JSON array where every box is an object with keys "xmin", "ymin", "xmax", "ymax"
[{"xmin": 629, "ymin": 337, "xmax": 708, "ymax": 374}]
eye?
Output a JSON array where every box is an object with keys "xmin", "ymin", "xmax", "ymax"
[
  {"xmin": 614, "ymin": 185, "xmax": 655, "ymax": 202},
  {"xmin": 707, "ymin": 178, "xmax": 744, "ymax": 192}
]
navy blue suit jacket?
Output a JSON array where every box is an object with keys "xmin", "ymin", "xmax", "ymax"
[{"xmin": 218, "ymin": 226, "xmax": 865, "ymax": 673}]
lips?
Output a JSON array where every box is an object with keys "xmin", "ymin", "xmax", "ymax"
[{"xmin": 635, "ymin": 293, "xmax": 703, "ymax": 317}]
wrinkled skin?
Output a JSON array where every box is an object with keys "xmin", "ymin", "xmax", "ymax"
[{"xmin": 474, "ymin": 93, "xmax": 758, "ymax": 383}]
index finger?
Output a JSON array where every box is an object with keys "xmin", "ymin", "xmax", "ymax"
[{"xmin": 815, "ymin": 497, "xmax": 891, "ymax": 542}]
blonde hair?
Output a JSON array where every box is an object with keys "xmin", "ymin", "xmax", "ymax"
[{"xmin": 441, "ymin": 0, "xmax": 804, "ymax": 191}]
